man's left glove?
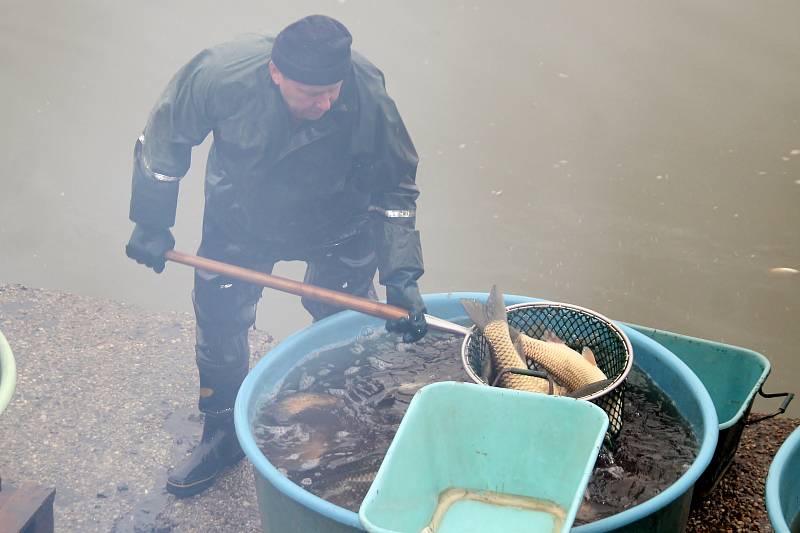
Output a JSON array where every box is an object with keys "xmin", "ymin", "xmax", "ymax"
[
  {"xmin": 386, "ymin": 310, "xmax": 428, "ymax": 343},
  {"xmin": 125, "ymin": 223, "xmax": 175, "ymax": 273}
]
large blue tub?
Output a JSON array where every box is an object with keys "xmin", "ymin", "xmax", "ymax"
[
  {"xmin": 235, "ymin": 293, "xmax": 718, "ymax": 532},
  {"xmin": 766, "ymin": 426, "xmax": 800, "ymax": 533}
]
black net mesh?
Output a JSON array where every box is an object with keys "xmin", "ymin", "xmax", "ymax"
[{"xmin": 463, "ymin": 302, "xmax": 632, "ymax": 443}]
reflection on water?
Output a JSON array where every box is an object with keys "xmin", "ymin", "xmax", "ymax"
[
  {"xmin": 1, "ymin": 1, "xmax": 797, "ymax": 415},
  {"xmin": 253, "ymin": 331, "xmax": 697, "ymax": 524}
]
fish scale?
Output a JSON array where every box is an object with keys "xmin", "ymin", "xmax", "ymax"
[
  {"xmin": 514, "ymin": 330, "xmax": 622, "ymax": 434},
  {"xmin": 484, "ymin": 321, "xmax": 563, "ymax": 394},
  {"xmin": 514, "ymin": 332, "xmax": 607, "ymax": 392}
]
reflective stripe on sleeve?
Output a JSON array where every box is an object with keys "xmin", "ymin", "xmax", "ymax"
[
  {"xmin": 369, "ymin": 206, "xmax": 416, "ymax": 218},
  {"xmin": 139, "ymin": 134, "xmax": 182, "ymax": 183}
]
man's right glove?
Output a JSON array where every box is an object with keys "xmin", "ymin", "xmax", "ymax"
[
  {"xmin": 385, "ymin": 310, "xmax": 428, "ymax": 343},
  {"xmin": 125, "ymin": 224, "xmax": 175, "ymax": 273}
]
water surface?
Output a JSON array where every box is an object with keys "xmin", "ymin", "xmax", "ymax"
[
  {"xmin": 253, "ymin": 331, "xmax": 698, "ymax": 523},
  {"xmin": 1, "ymin": 1, "xmax": 798, "ymax": 414}
]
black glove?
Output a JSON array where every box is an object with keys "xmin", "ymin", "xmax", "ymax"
[
  {"xmin": 125, "ymin": 224, "xmax": 175, "ymax": 273},
  {"xmin": 386, "ymin": 310, "xmax": 428, "ymax": 343}
]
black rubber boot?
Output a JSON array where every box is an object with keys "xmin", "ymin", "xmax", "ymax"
[{"xmin": 166, "ymin": 412, "xmax": 245, "ymax": 498}]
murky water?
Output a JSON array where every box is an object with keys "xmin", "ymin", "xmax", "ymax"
[
  {"xmin": 1, "ymin": 1, "xmax": 797, "ymax": 419},
  {"xmin": 253, "ymin": 331, "xmax": 697, "ymax": 523},
  {"xmin": 579, "ymin": 370, "xmax": 696, "ymax": 524},
  {"xmin": 254, "ymin": 331, "xmax": 464, "ymax": 509}
]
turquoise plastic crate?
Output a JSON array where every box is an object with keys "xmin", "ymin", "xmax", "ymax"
[{"xmin": 358, "ymin": 381, "xmax": 609, "ymax": 533}]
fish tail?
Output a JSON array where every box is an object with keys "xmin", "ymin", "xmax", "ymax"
[
  {"xmin": 460, "ymin": 285, "xmax": 507, "ymax": 330},
  {"xmin": 459, "ymin": 298, "xmax": 490, "ymax": 330}
]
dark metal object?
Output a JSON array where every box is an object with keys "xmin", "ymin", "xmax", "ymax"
[
  {"xmin": 0, "ymin": 482, "xmax": 56, "ymax": 533},
  {"xmin": 692, "ymin": 388, "xmax": 793, "ymax": 502},
  {"xmin": 490, "ymin": 368, "xmax": 558, "ymax": 395},
  {"xmin": 746, "ymin": 387, "xmax": 795, "ymax": 425}
]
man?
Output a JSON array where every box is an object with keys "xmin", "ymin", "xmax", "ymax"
[{"xmin": 125, "ymin": 14, "xmax": 428, "ymax": 497}]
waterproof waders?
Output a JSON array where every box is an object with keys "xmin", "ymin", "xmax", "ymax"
[{"xmin": 165, "ymin": 268, "xmax": 255, "ymax": 497}]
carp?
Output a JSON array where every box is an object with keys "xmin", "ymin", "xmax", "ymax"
[
  {"xmin": 461, "ymin": 286, "xmax": 609, "ymax": 396},
  {"xmin": 273, "ymin": 391, "xmax": 342, "ymax": 423},
  {"xmin": 509, "ymin": 328, "xmax": 608, "ymax": 393},
  {"xmin": 460, "ymin": 286, "xmax": 566, "ymax": 395},
  {"xmin": 271, "ymin": 392, "xmax": 381, "ymax": 508}
]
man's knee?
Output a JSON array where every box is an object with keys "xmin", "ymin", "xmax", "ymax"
[
  {"xmin": 301, "ymin": 241, "xmax": 378, "ymax": 321},
  {"xmin": 193, "ymin": 270, "xmax": 261, "ymax": 331},
  {"xmin": 192, "ymin": 269, "xmax": 261, "ymax": 372}
]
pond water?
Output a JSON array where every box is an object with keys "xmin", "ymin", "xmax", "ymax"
[
  {"xmin": 253, "ymin": 330, "xmax": 697, "ymax": 524},
  {"xmin": 1, "ymin": 1, "xmax": 797, "ymax": 418}
]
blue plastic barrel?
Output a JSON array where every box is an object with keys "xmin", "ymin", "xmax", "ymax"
[
  {"xmin": 235, "ymin": 293, "xmax": 718, "ymax": 533},
  {"xmin": 766, "ymin": 426, "xmax": 800, "ymax": 533}
]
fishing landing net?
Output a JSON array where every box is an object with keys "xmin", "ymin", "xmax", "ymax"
[{"xmin": 461, "ymin": 301, "xmax": 634, "ymax": 444}]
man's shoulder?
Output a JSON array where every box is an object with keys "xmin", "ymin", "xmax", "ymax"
[
  {"xmin": 350, "ymin": 51, "xmax": 407, "ymax": 126},
  {"xmin": 197, "ymin": 34, "xmax": 274, "ymax": 74},
  {"xmin": 171, "ymin": 34, "xmax": 277, "ymax": 119},
  {"xmin": 351, "ymin": 51, "xmax": 386, "ymax": 91}
]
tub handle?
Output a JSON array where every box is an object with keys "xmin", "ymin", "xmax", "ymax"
[{"xmin": 746, "ymin": 386, "xmax": 795, "ymax": 425}]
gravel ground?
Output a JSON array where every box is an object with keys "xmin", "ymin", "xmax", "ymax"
[
  {"xmin": 0, "ymin": 283, "xmax": 796, "ymax": 532},
  {"xmin": 0, "ymin": 284, "xmax": 271, "ymax": 532},
  {"xmin": 688, "ymin": 415, "xmax": 799, "ymax": 532}
]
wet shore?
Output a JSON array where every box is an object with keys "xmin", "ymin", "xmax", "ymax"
[{"xmin": 0, "ymin": 284, "xmax": 796, "ymax": 531}]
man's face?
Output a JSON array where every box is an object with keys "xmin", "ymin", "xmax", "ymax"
[{"xmin": 269, "ymin": 61, "xmax": 343, "ymax": 121}]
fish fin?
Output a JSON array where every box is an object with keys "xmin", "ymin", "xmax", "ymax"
[
  {"xmin": 479, "ymin": 354, "xmax": 494, "ymax": 383},
  {"xmin": 543, "ymin": 329, "xmax": 564, "ymax": 344},
  {"xmin": 460, "ymin": 299, "xmax": 490, "ymax": 330},
  {"xmin": 486, "ymin": 284, "xmax": 508, "ymax": 323},
  {"xmin": 508, "ymin": 327, "xmax": 534, "ymax": 369},
  {"xmin": 508, "ymin": 327, "xmax": 527, "ymax": 359},
  {"xmin": 460, "ymin": 285, "xmax": 507, "ymax": 330},
  {"xmin": 582, "ymin": 347, "xmax": 598, "ymax": 367}
]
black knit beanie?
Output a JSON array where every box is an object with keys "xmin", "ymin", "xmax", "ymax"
[{"xmin": 271, "ymin": 15, "xmax": 352, "ymax": 85}]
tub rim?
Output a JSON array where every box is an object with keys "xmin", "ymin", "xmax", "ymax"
[
  {"xmin": 235, "ymin": 292, "xmax": 719, "ymax": 532},
  {"xmin": 766, "ymin": 425, "xmax": 800, "ymax": 533},
  {"xmin": 0, "ymin": 330, "xmax": 17, "ymax": 415},
  {"xmin": 575, "ymin": 323, "xmax": 718, "ymax": 532}
]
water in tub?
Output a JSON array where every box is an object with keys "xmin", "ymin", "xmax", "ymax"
[{"xmin": 253, "ymin": 328, "xmax": 698, "ymax": 525}]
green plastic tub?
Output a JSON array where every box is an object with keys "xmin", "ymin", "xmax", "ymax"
[
  {"xmin": 358, "ymin": 382, "xmax": 609, "ymax": 533},
  {"xmin": 626, "ymin": 325, "xmax": 793, "ymax": 500},
  {"xmin": 766, "ymin": 426, "xmax": 800, "ymax": 533},
  {"xmin": 0, "ymin": 330, "xmax": 17, "ymax": 415}
]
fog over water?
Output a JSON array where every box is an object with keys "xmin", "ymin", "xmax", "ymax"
[{"xmin": 1, "ymin": 1, "xmax": 798, "ymax": 415}]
